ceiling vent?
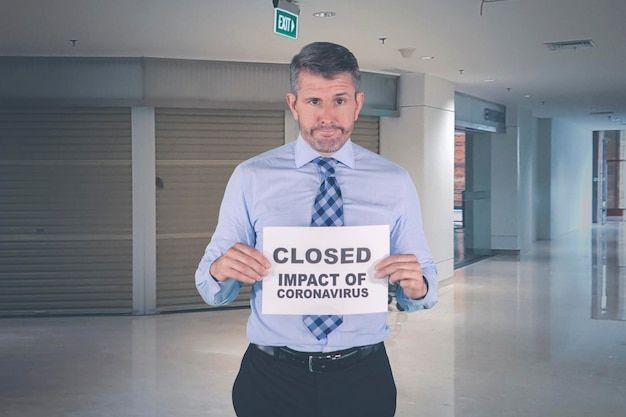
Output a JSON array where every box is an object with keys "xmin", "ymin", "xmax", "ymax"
[{"xmin": 544, "ymin": 39, "xmax": 595, "ymax": 51}]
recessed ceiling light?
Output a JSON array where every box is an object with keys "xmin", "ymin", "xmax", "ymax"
[
  {"xmin": 524, "ymin": 94, "xmax": 531, "ymax": 98},
  {"xmin": 419, "ymin": 56, "xmax": 435, "ymax": 60},
  {"xmin": 484, "ymin": 79, "xmax": 495, "ymax": 83},
  {"xmin": 313, "ymin": 11, "xmax": 336, "ymax": 18}
]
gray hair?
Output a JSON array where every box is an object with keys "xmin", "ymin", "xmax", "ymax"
[{"xmin": 289, "ymin": 42, "xmax": 361, "ymax": 93}]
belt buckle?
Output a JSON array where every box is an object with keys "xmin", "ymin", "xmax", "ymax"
[
  {"xmin": 308, "ymin": 353, "xmax": 333, "ymax": 373},
  {"xmin": 308, "ymin": 352, "xmax": 347, "ymax": 373},
  {"xmin": 308, "ymin": 355, "xmax": 320, "ymax": 373}
]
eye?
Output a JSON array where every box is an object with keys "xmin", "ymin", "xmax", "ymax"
[
  {"xmin": 335, "ymin": 98, "xmax": 346, "ymax": 105},
  {"xmin": 309, "ymin": 98, "xmax": 320, "ymax": 105}
]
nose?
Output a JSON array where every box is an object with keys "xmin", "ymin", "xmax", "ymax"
[{"xmin": 318, "ymin": 103, "xmax": 334, "ymax": 125}]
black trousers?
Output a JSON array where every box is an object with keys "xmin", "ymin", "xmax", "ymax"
[{"xmin": 232, "ymin": 343, "xmax": 397, "ymax": 417}]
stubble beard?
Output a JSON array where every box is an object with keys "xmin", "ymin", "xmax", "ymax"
[{"xmin": 305, "ymin": 125, "xmax": 351, "ymax": 155}]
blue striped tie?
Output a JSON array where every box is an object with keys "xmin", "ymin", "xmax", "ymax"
[{"xmin": 303, "ymin": 157, "xmax": 344, "ymax": 339}]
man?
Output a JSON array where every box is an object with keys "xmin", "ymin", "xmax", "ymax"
[{"xmin": 195, "ymin": 41, "xmax": 437, "ymax": 417}]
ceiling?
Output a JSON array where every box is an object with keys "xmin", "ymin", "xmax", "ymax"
[{"xmin": 2, "ymin": 0, "xmax": 626, "ymax": 130}]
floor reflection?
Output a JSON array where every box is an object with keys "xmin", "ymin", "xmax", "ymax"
[
  {"xmin": 592, "ymin": 221, "xmax": 626, "ymax": 321},
  {"xmin": 454, "ymin": 226, "xmax": 492, "ymax": 269},
  {"xmin": 452, "ymin": 221, "xmax": 626, "ymax": 417},
  {"xmin": 1, "ymin": 223, "xmax": 625, "ymax": 417}
]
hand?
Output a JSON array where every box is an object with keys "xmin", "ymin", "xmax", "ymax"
[
  {"xmin": 210, "ymin": 243, "xmax": 271, "ymax": 284},
  {"xmin": 375, "ymin": 254, "xmax": 427, "ymax": 300}
]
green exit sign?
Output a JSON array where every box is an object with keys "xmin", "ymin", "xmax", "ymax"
[{"xmin": 274, "ymin": 8, "xmax": 298, "ymax": 39}]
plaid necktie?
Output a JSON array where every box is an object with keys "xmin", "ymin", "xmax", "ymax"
[{"xmin": 303, "ymin": 157, "xmax": 344, "ymax": 339}]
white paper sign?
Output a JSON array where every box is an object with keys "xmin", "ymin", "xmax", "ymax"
[{"xmin": 262, "ymin": 225, "xmax": 390, "ymax": 315}]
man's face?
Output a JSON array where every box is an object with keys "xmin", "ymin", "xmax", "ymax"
[{"xmin": 286, "ymin": 71, "xmax": 364, "ymax": 156}]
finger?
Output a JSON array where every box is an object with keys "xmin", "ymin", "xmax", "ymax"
[
  {"xmin": 231, "ymin": 243, "xmax": 272, "ymax": 269},
  {"xmin": 212, "ymin": 244, "xmax": 270, "ymax": 283},
  {"xmin": 224, "ymin": 260, "xmax": 264, "ymax": 284},
  {"xmin": 386, "ymin": 267, "xmax": 422, "ymax": 285},
  {"xmin": 375, "ymin": 254, "xmax": 419, "ymax": 272},
  {"xmin": 376, "ymin": 260, "xmax": 422, "ymax": 280},
  {"xmin": 211, "ymin": 256, "xmax": 257, "ymax": 284}
]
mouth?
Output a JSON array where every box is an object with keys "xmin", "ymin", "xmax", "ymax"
[{"xmin": 312, "ymin": 126, "xmax": 344, "ymax": 136}]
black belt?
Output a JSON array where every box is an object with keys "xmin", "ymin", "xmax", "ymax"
[{"xmin": 252, "ymin": 342, "xmax": 384, "ymax": 373}]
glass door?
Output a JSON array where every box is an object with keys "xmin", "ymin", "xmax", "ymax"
[{"xmin": 454, "ymin": 130, "xmax": 493, "ymax": 268}]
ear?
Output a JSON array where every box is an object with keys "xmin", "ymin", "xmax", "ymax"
[
  {"xmin": 354, "ymin": 91, "xmax": 365, "ymax": 120},
  {"xmin": 286, "ymin": 92, "xmax": 299, "ymax": 121}
]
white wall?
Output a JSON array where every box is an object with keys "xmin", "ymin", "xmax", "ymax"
[
  {"xmin": 517, "ymin": 107, "xmax": 539, "ymax": 254},
  {"xmin": 506, "ymin": 111, "xmax": 593, "ymax": 250},
  {"xmin": 491, "ymin": 127, "xmax": 519, "ymax": 250},
  {"xmin": 550, "ymin": 118, "xmax": 593, "ymax": 237},
  {"xmin": 380, "ymin": 73, "xmax": 455, "ymax": 280}
]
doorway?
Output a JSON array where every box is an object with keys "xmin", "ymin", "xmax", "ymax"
[
  {"xmin": 594, "ymin": 130, "xmax": 626, "ymax": 224},
  {"xmin": 454, "ymin": 130, "xmax": 493, "ymax": 268}
]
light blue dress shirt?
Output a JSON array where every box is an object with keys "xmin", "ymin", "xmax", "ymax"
[{"xmin": 196, "ymin": 136, "xmax": 438, "ymax": 352}]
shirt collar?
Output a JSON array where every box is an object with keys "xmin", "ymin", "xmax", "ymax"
[{"xmin": 294, "ymin": 135, "xmax": 355, "ymax": 169}]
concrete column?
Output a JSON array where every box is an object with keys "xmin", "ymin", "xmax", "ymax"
[
  {"xmin": 380, "ymin": 73, "xmax": 455, "ymax": 280},
  {"xmin": 536, "ymin": 118, "xmax": 552, "ymax": 240},
  {"xmin": 131, "ymin": 107, "xmax": 157, "ymax": 315},
  {"xmin": 617, "ymin": 130, "xmax": 626, "ymax": 211}
]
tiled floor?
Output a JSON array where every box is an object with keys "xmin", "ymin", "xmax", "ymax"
[{"xmin": 1, "ymin": 222, "xmax": 625, "ymax": 417}]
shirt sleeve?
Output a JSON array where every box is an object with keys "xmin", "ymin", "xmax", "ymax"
[
  {"xmin": 390, "ymin": 170, "xmax": 439, "ymax": 312},
  {"xmin": 195, "ymin": 164, "xmax": 256, "ymax": 306},
  {"xmin": 395, "ymin": 271, "xmax": 438, "ymax": 312}
]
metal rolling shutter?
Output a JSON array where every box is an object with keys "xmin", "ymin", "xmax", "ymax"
[
  {"xmin": 0, "ymin": 107, "xmax": 133, "ymax": 316},
  {"xmin": 352, "ymin": 116, "xmax": 380, "ymax": 153},
  {"xmin": 155, "ymin": 108, "xmax": 284, "ymax": 311}
]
